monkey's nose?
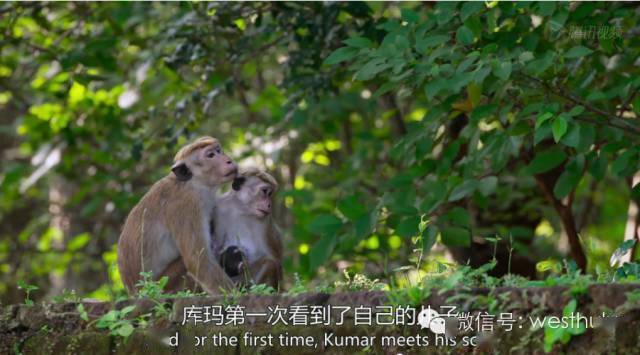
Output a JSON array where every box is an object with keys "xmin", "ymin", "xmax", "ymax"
[
  {"xmin": 267, "ymin": 203, "xmax": 271, "ymax": 208},
  {"xmin": 226, "ymin": 160, "xmax": 232, "ymax": 164}
]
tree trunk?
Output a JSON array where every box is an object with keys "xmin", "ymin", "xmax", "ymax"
[{"xmin": 534, "ymin": 174, "xmax": 587, "ymax": 272}]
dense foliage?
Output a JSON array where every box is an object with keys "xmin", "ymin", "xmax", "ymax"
[{"xmin": 1, "ymin": 2, "xmax": 639, "ymax": 302}]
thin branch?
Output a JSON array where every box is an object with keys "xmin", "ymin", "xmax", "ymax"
[
  {"xmin": 520, "ymin": 73, "xmax": 640, "ymax": 136},
  {"xmin": 232, "ymin": 68, "xmax": 258, "ymax": 123},
  {"xmin": 239, "ymin": 35, "xmax": 287, "ymax": 66}
]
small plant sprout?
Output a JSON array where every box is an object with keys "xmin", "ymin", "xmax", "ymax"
[
  {"xmin": 17, "ymin": 280, "xmax": 38, "ymax": 306},
  {"xmin": 334, "ymin": 269, "xmax": 386, "ymax": 291},
  {"xmin": 95, "ymin": 305, "xmax": 137, "ymax": 338},
  {"xmin": 286, "ymin": 273, "xmax": 307, "ymax": 296},
  {"xmin": 77, "ymin": 303, "xmax": 89, "ymax": 322},
  {"xmin": 485, "ymin": 235, "xmax": 502, "ymax": 262},
  {"xmin": 135, "ymin": 271, "xmax": 168, "ymax": 299},
  {"xmin": 248, "ymin": 283, "xmax": 276, "ymax": 295},
  {"xmin": 52, "ymin": 289, "xmax": 80, "ymax": 303}
]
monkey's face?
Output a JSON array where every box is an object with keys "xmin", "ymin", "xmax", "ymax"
[
  {"xmin": 233, "ymin": 176, "xmax": 274, "ymax": 219},
  {"xmin": 173, "ymin": 143, "xmax": 237, "ymax": 185},
  {"xmin": 199, "ymin": 144, "xmax": 238, "ymax": 184}
]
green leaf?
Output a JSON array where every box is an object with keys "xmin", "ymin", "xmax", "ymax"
[
  {"xmin": 415, "ymin": 35, "xmax": 449, "ymax": 52},
  {"xmin": 478, "ymin": 176, "xmax": 498, "ymax": 196},
  {"xmin": 323, "ymin": 47, "xmax": 358, "ymax": 65},
  {"xmin": 344, "ymin": 37, "xmax": 373, "ymax": 48},
  {"xmin": 436, "ymin": 2, "xmax": 457, "ymax": 25},
  {"xmin": 309, "ymin": 214, "xmax": 343, "ymax": 236},
  {"xmin": 492, "ymin": 60, "xmax": 512, "ymax": 80},
  {"xmin": 568, "ymin": 154, "xmax": 586, "ymax": 173},
  {"xmin": 467, "ymin": 82, "xmax": 482, "ymax": 106},
  {"xmin": 353, "ymin": 58, "xmax": 389, "ymax": 81},
  {"xmin": 472, "ymin": 66, "xmax": 491, "ymax": 84},
  {"xmin": 337, "ymin": 195, "xmax": 367, "ymax": 220},
  {"xmin": 401, "ymin": 8, "xmax": 420, "ymax": 23},
  {"xmin": 446, "ymin": 207, "xmax": 471, "ymax": 228},
  {"xmin": 508, "ymin": 120, "xmax": 531, "ymax": 136},
  {"xmin": 373, "ymin": 82, "xmax": 397, "ymax": 99},
  {"xmin": 471, "ymin": 104, "xmax": 497, "ymax": 121},
  {"xmin": 526, "ymin": 148, "xmax": 567, "ymax": 174},
  {"xmin": 460, "ymin": 2, "xmax": 484, "ymax": 21},
  {"xmin": 424, "ymin": 78, "xmax": 446, "ymax": 99},
  {"xmin": 564, "ymin": 45, "xmax": 593, "ymax": 58},
  {"xmin": 534, "ymin": 121, "xmax": 552, "ymax": 145},
  {"xmin": 309, "ymin": 234, "xmax": 337, "ymax": 269},
  {"xmin": 388, "ymin": 188, "xmax": 418, "ymax": 215},
  {"xmin": 553, "ymin": 170, "xmax": 581, "ymax": 199},
  {"xmin": 441, "ymin": 227, "xmax": 471, "ymax": 247},
  {"xmin": 568, "ymin": 105, "xmax": 585, "ymax": 116},
  {"xmin": 67, "ymin": 233, "xmax": 90, "ymax": 251},
  {"xmin": 422, "ymin": 179, "xmax": 447, "ymax": 201},
  {"xmin": 610, "ymin": 240, "xmax": 636, "ymax": 267},
  {"xmin": 537, "ymin": 259, "xmax": 562, "ymax": 273},
  {"xmin": 354, "ymin": 211, "xmax": 377, "ymax": 239},
  {"xmin": 611, "ymin": 150, "xmax": 635, "ymax": 176},
  {"xmin": 535, "ymin": 112, "xmax": 553, "ymax": 129},
  {"xmin": 97, "ymin": 311, "xmax": 118, "ymax": 326},
  {"xmin": 560, "ymin": 123, "xmax": 580, "ymax": 148},
  {"xmin": 576, "ymin": 123, "xmax": 595, "ymax": 152},
  {"xmin": 77, "ymin": 304, "xmax": 89, "ymax": 321},
  {"xmin": 586, "ymin": 91, "xmax": 606, "ymax": 101},
  {"xmin": 519, "ymin": 51, "xmax": 535, "ymax": 62},
  {"xmin": 449, "ymin": 180, "xmax": 478, "ymax": 201},
  {"xmin": 421, "ymin": 224, "xmax": 439, "ymax": 253},
  {"xmin": 589, "ymin": 154, "xmax": 608, "ymax": 180},
  {"xmin": 120, "ymin": 305, "xmax": 136, "ymax": 315},
  {"xmin": 538, "ymin": 2, "xmax": 556, "ymax": 16},
  {"xmin": 551, "ymin": 116, "xmax": 568, "ymax": 142},
  {"xmin": 633, "ymin": 95, "xmax": 640, "ymax": 116},
  {"xmin": 563, "ymin": 299, "xmax": 577, "ymax": 316},
  {"xmin": 456, "ymin": 26, "xmax": 475, "ymax": 45},
  {"xmin": 396, "ymin": 216, "xmax": 421, "ymax": 238},
  {"xmin": 116, "ymin": 322, "xmax": 134, "ymax": 338}
]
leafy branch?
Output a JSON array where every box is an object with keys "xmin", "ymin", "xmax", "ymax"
[{"xmin": 521, "ymin": 73, "xmax": 640, "ymax": 136}]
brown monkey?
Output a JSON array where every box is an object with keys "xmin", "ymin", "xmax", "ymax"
[
  {"xmin": 117, "ymin": 136, "xmax": 238, "ymax": 295},
  {"xmin": 212, "ymin": 168, "xmax": 283, "ymax": 289},
  {"xmin": 155, "ymin": 168, "xmax": 283, "ymax": 290}
]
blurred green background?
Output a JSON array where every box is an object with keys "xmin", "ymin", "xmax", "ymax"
[{"xmin": 1, "ymin": 2, "xmax": 639, "ymax": 303}]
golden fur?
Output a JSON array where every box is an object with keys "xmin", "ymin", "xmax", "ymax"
[{"xmin": 174, "ymin": 136, "xmax": 219, "ymax": 162}]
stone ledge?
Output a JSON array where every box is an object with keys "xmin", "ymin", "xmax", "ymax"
[{"xmin": 1, "ymin": 284, "xmax": 639, "ymax": 354}]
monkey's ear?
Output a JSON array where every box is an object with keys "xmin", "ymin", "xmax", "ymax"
[
  {"xmin": 232, "ymin": 176, "xmax": 246, "ymax": 191},
  {"xmin": 171, "ymin": 162, "xmax": 193, "ymax": 181}
]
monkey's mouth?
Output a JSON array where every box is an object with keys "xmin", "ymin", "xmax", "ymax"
[{"xmin": 257, "ymin": 209, "xmax": 270, "ymax": 216}]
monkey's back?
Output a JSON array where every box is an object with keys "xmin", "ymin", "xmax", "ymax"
[{"xmin": 117, "ymin": 176, "xmax": 179, "ymax": 293}]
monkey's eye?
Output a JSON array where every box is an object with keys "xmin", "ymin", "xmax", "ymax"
[
  {"xmin": 261, "ymin": 187, "xmax": 271, "ymax": 196},
  {"xmin": 215, "ymin": 147, "xmax": 222, "ymax": 154},
  {"xmin": 206, "ymin": 151, "xmax": 215, "ymax": 158}
]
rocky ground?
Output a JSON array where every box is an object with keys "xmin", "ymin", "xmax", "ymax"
[{"xmin": 2, "ymin": 284, "xmax": 640, "ymax": 354}]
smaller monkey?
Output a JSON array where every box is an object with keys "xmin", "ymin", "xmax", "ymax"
[
  {"xmin": 212, "ymin": 168, "xmax": 283, "ymax": 289},
  {"xmin": 219, "ymin": 246, "xmax": 244, "ymax": 278}
]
